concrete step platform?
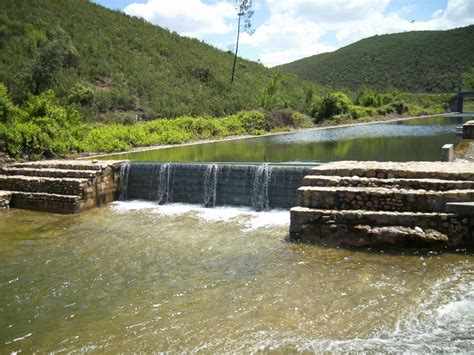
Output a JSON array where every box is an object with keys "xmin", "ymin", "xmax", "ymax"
[
  {"xmin": 309, "ymin": 161, "xmax": 474, "ymax": 181},
  {"xmin": 0, "ymin": 175, "xmax": 90, "ymax": 196},
  {"xmin": 0, "ymin": 167, "xmax": 99, "ymax": 179},
  {"xmin": 302, "ymin": 175, "xmax": 474, "ymax": 191},
  {"xmin": 290, "ymin": 207, "xmax": 472, "ymax": 248},
  {"xmin": 297, "ymin": 186, "xmax": 474, "ymax": 213}
]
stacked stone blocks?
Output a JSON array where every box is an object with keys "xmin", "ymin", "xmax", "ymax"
[
  {"xmin": 290, "ymin": 161, "xmax": 474, "ymax": 249},
  {"xmin": 0, "ymin": 160, "xmax": 125, "ymax": 213}
]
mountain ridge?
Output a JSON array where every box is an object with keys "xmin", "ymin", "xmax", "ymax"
[{"xmin": 277, "ymin": 25, "xmax": 474, "ymax": 93}]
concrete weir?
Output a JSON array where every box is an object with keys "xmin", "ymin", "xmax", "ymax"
[
  {"xmin": 290, "ymin": 161, "xmax": 474, "ymax": 249},
  {"xmin": 118, "ymin": 162, "xmax": 313, "ymax": 210}
]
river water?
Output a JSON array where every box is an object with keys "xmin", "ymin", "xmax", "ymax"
[
  {"xmin": 2, "ymin": 114, "xmax": 473, "ymax": 352},
  {"xmin": 102, "ymin": 115, "xmax": 470, "ymax": 162},
  {"xmin": 1, "ymin": 204, "xmax": 473, "ymax": 352}
]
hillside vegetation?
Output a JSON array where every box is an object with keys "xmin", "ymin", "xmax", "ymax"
[
  {"xmin": 0, "ymin": 0, "xmax": 320, "ymax": 121},
  {"xmin": 0, "ymin": 1, "xmax": 456, "ymax": 160},
  {"xmin": 278, "ymin": 25, "xmax": 474, "ymax": 92}
]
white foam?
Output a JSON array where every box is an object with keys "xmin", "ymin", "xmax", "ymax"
[
  {"xmin": 111, "ymin": 200, "xmax": 158, "ymax": 212},
  {"xmin": 241, "ymin": 210, "xmax": 290, "ymax": 231},
  {"xmin": 110, "ymin": 201, "xmax": 290, "ymax": 230}
]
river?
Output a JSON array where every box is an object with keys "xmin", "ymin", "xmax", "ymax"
[
  {"xmin": 1, "ymin": 114, "xmax": 473, "ymax": 352},
  {"xmin": 101, "ymin": 115, "xmax": 470, "ymax": 162}
]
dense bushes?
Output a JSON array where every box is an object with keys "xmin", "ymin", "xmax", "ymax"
[
  {"xmin": 0, "ymin": 85, "xmax": 314, "ymax": 157},
  {"xmin": 79, "ymin": 110, "xmax": 313, "ymax": 153},
  {"xmin": 0, "ymin": 0, "xmax": 323, "ymax": 120},
  {"xmin": 0, "ymin": 86, "xmax": 81, "ymax": 158},
  {"xmin": 305, "ymin": 88, "xmax": 451, "ymax": 123}
]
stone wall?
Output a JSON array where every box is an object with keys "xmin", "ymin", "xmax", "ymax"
[
  {"xmin": 298, "ymin": 186, "xmax": 474, "ymax": 213},
  {"xmin": 291, "ymin": 207, "xmax": 472, "ymax": 248},
  {"xmin": 0, "ymin": 191, "xmax": 11, "ymax": 208},
  {"xmin": 0, "ymin": 160, "xmax": 124, "ymax": 214},
  {"xmin": 290, "ymin": 161, "xmax": 474, "ymax": 249}
]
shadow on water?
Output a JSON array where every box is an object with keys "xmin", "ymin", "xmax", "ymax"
[{"xmin": 282, "ymin": 234, "xmax": 474, "ymax": 257}]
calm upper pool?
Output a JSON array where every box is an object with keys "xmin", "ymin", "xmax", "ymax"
[{"xmin": 100, "ymin": 115, "xmax": 471, "ymax": 162}]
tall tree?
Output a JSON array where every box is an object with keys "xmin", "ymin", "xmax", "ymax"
[{"xmin": 230, "ymin": 0, "xmax": 254, "ymax": 84}]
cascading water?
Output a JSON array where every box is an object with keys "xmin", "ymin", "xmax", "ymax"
[
  {"xmin": 118, "ymin": 162, "xmax": 131, "ymax": 201},
  {"xmin": 203, "ymin": 164, "xmax": 219, "ymax": 207},
  {"xmin": 123, "ymin": 162, "xmax": 308, "ymax": 210},
  {"xmin": 156, "ymin": 163, "xmax": 172, "ymax": 204},
  {"xmin": 252, "ymin": 163, "xmax": 272, "ymax": 211}
]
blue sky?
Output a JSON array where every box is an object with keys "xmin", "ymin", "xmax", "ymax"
[{"xmin": 92, "ymin": 0, "xmax": 474, "ymax": 66}]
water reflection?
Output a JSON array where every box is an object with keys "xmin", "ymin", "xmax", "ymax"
[{"xmin": 101, "ymin": 115, "xmax": 469, "ymax": 163}]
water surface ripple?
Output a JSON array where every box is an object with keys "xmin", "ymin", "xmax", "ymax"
[{"xmin": 0, "ymin": 203, "xmax": 472, "ymax": 352}]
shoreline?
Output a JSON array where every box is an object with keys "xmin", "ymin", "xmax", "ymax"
[{"xmin": 79, "ymin": 112, "xmax": 459, "ymax": 160}]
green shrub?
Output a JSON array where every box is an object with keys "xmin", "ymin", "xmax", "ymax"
[
  {"xmin": 2, "ymin": 89, "xmax": 81, "ymax": 158},
  {"xmin": 312, "ymin": 92, "xmax": 353, "ymax": 122},
  {"xmin": 349, "ymin": 105, "xmax": 377, "ymax": 119},
  {"xmin": 388, "ymin": 101, "xmax": 408, "ymax": 115},
  {"xmin": 68, "ymin": 82, "xmax": 95, "ymax": 105},
  {"xmin": 0, "ymin": 83, "xmax": 15, "ymax": 122}
]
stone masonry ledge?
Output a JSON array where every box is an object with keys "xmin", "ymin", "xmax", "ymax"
[
  {"xmin": 0, "ymin": 175, "xmax": 91, "ymax": 184},
  {"xmin": 446, "ymin": 202, "xmax": 474, "ymax": 215},
  {"xmin": 309, "ymin": 161, "xmax": 474, "ymax": 180},
  {"xmin": 9, "ymin": 191, "xmax": 81, "ymax": 202},
  {"xmin": 9, "ymin": 160, "xmax": 126, "ymax": 171},
  {"xmin": 290, "ymin": 207, "xmax": 473, "ymax": 248},
  {"xmin": 0, "ymin": 175, "xmax": 91, "ymax": 196},
  {"xmin": 298, "ymin": 186, "xmax": 474, "ymax": 213},
  {"xmin": 0, "ymin": 167, "xmax": 100, "ymax": 179},
  {"xmin": 0, "ymin": 191, "xmax": 12, "ymax": 208},
  {"xmin": 303, "ymin": 175, "xmax": 474, "ymax": 190},
  {"xmin": 290, "ymin": 207, "xmax": 456, "ymax": 231}
]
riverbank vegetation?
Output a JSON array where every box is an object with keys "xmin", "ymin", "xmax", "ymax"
[
  {"xmin": 0, "ymin": 83, "xmax": 454, "ymax": 159},
  {"xmin": 0, "ymin": 0, "xmax": 322, "ymax": 121},
  {"xmin": 0, "ymin": 1, "xmax": 459, "ymax": 160}
]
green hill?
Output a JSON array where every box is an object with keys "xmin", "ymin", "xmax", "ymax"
[
  {"xmin": 278, "ymin": 25, "xmax": 474, "ymax": 93},
  {"xmin": 0, "ymin": 0, "xmax": 319, "ymax": 121}
]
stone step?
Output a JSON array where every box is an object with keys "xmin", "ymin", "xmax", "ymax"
[
  {"xmin": 8, "ymin": 160, "xmax": 121, "ymax": 171},
  {"xmin": 445, "ymin": 202, "xmax": 474, "ymax": 215},
  {"xmin": 289, "ymin": 207, "xmax": 471, "ymax": 248},
  {"xmin": 297, "ymin": 186, "xmax": 474, "ymax": 213},
  {"xmin": 309, "ymin": 161, "xmax": 474, "ymax": 181},
  {"xmin": 0, "ymin": 175, "xmax": 90, "ymax": 196},
  {"xmin": 8, "ymin": 191, "xmax": 87, "ymax": 214},
  {"xmin": 0, "ymin": 167, "xmax": 99, "ymax": 179},
  {"xmin": 302, "ymin": 175, "xmax": 474, "ymax": 191},
  {"xmin": 0, "ymin": 191, "xmax": 12, "ymax": 208}
]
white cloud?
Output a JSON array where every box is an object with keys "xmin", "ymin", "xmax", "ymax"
[
  {"xmin": 123, "ymin": 0, "xmax": 474, "ymax": 67},
  {"xmin": 247, "ymin": 0, "xmax": 474, "ymax": 66},
  {"xmin": 124, "ymin": 0, "xmax": 236, "ymax": 38}
]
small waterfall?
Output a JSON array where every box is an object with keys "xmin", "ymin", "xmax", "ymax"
[
  {"xmin": 203, "ymin": 164, "xmax": 219, "ymax": 207},
  {"xmin": 252, "ymin": 164, "xmax": 272, "ymax": 211},
  {"xmin": 156, "ymin": 163, "xmax": 172, "ymax": 204},
  {"xmin": 118, "ymin": 162, "xmax": 131, "ymax": 201}
]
